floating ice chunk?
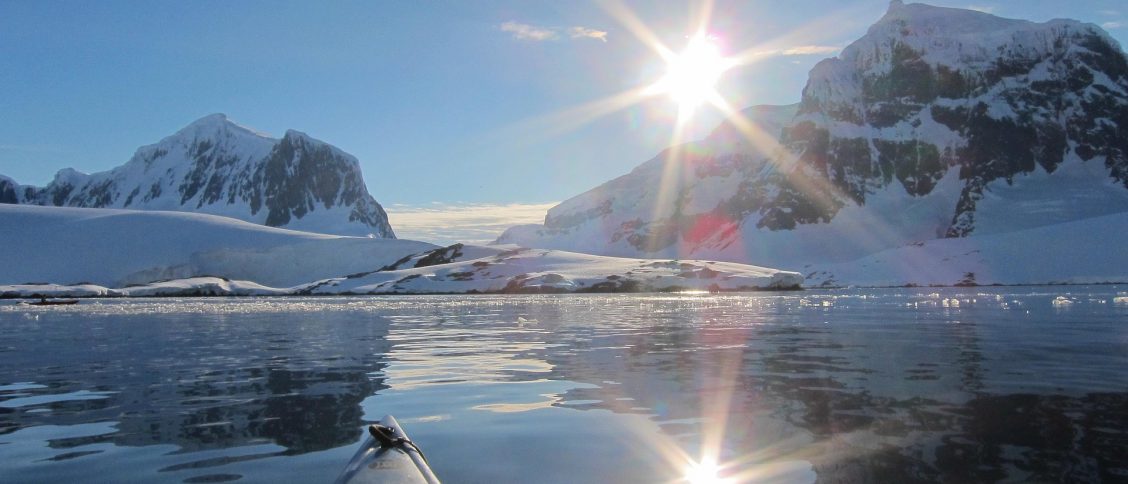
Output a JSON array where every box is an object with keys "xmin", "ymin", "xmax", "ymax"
[{"xmin": 1052, "ymin": 296, "xmax": 1074, "ymax": 306}]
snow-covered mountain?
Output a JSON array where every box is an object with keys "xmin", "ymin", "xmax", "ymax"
[
  {"xmin": 2, "ymin": 114, "xmax": 395, "ymax": 237},
  {"xmin": 499, "ymin": 2, "xmax": 1128, "ymax": 276}
]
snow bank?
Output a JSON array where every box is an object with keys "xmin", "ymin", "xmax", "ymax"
[
  {"xmin": 0, "ymin": 204, "xmax": 435, "ymax": 287},
  {"xmin": 0, "ymin": 277, "xmax": 285, "ymax": 298},
  {"xmin": 301, "ymin": 246, "xmax": 803, "ymax": 295},
  {"xmin": 0, "ymin": 205, "xmax": 803, "ymax": 296},
  {"xmin": 121, "ymin": 277, "xmax": 288, "ymax": 297},
  {"xmin": 805, "ymin": 212, "xmax": 1128, "ymax": 287},
  {"xmin": 0, "ymin": 248, "xmax": 804, "ymax": 298},
  {"xmin": 0, "ymin": 284, "xmax": 118, "ymax": 298}
]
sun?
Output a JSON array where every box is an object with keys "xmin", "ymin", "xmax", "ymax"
[{"xmin": 651, "ymin": 35, "xmax": 733, "ymax": 111}]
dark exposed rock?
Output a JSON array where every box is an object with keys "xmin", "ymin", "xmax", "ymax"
[
  {"xmin": 0, "ymin": 177, "xmax": 18, "ymax": 204},
  {"xmin": 413, "ymin": 243, "xmax": 465, "ymax": 268}
]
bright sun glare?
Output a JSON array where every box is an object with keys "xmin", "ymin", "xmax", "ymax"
[
  {"xmin": 514, "ymin": 4, "xmax": 838, "ymax": 482},
  {"xmin": 685, "ymin": 457, "xmax": 727, "ymax": 484},
  {"xmin": 652, "ymin": 35, "xmax": 733, "ymax": 111}
]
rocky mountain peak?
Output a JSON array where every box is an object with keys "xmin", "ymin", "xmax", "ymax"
[{"xmin": 2, "ymin": 116, "xmax": 396, "ymax": 238}]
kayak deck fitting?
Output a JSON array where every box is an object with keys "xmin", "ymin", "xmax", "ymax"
[{"xmin": 335, "ymin": 415, "xmax": 440, "ymax": 484}]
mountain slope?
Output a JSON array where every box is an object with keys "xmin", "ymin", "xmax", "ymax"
[
  {"xmin": 4, "ymin": 114, "xmax": 395, "ymax": 237},
  {"xmin": 498, "ymin": 2, "xmax": 1128, "ymax": 272},
  {"xmin": 0, "ymin": 205, "xmax": 803, "ymax": 295},
  {"xmin": 301, "ymin": 245, "xmax": 803, "ymax": 294},
  {"xmin": 0, "ymin": 204, "xmax": 431, "ymax": 287},
  {"xmin": 805, "ymin": 211, "xmax": 1128, "ymax": 287}
]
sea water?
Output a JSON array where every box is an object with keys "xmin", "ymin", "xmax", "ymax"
[{"xmin": 1, "ymin": 287, "xmax": 1126, "ymax": 483}]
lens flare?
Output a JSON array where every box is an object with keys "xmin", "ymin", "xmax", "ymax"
[
  {"xmin": 650, "ymin": 35, "xmax": 733, "ymax": 112},
  {"xmin": 489, "ymin": 0, "xmax": 874, "ymax": 257}
]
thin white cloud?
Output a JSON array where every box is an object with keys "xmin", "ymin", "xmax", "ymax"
[
  {"xmin": 966, "ymin": 5, "xmax": 996, "ymax": 14},
  {"xmin": 500, "ymin": 22, "xmax": 607, "ymax": 43},
  {"xmin": 1098, "ymin": 10, "xmax": 1120, "ymax": 17},
  {"xmin": 0, "ymin": 144, "xmax": 72, "ymax": 154},
  {"xmin": 569, "ymin": 26, "xmax": 608, "ymax": 42},
  {"xmin": 781, "ymin": 45, "xmax": 841, "ymax": 56},
  {"xmin": 1102, "ymin": 21, "xmax": 1123, "ymax": 29},
  {"xmin": 386, "ymin": 202, "xmax": 557, "ymax": 246},
  {"xmin": 501, "ymin": 21, "xmax": 558, "ymax": 41}
]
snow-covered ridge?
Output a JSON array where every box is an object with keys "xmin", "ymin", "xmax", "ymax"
[
  {"xmin": 0, "ymin": 204, "xmax": 432, "ymax": 288},
  {"xmin": 839, "ymin": 1, "xmax": 1113, "ymax": 75},
  {"xmin": 0, "ymin": 249, "xmax": 803, "ymax": 298},
  {"xmin": 3, "ymin": 114, "xmax": 396, "ymax": 237},
  {"xmin": 0, "ymin": 204, "xmax": 803, "ymax": 296},
  {"xmin": 804, "ymin": 0, "xmax": 1124, "ymax": 116},
  {"xmin": 301, "ymin": 245, "xmax": 802, "ymax": 294}
]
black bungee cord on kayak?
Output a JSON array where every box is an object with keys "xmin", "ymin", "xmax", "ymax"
[{"xmin": 369, "ymin": 423, "xmax": 430, "ymax": 465}]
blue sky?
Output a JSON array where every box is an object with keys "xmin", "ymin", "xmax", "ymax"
[{"xmin": 2, "ymin": 0, "xmax": 1127, "ymax": 241}]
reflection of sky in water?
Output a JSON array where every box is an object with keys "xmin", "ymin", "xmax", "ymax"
[
  {"xmin": 1, "ymin": 288, "xmax": 1126, "ymax": 482},
  {"xmin": 382, "ymin": 323, "xmax": 555, "ymax": 390},
  {"xmin": 0, "ymin": 390, "xmax": 116, "ymax": 409}
]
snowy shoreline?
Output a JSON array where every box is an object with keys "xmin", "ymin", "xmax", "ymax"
[
  {"xmin": 0, "ymin": 204, "xmax": 804, "ymax": 296},
  {"xmin": 4, "ymin": 204, "xmax": 1123, "ymax": 295},
  {"xmin": 6, "ymin": 278, "xmax": 1126, "ymax": 302},
  {"xmin": 0, "ymin": 276, "xmax": 803, "ymax": 300}
]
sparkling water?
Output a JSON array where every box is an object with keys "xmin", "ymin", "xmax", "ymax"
[{"xmin": 2, "ymin": 287, "xmax": 1126, "ymax": 483}]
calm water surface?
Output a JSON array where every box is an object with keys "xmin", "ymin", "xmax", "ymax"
[{"xmin": 1, "ymin": 287, "xmax": 1126, "ymax": 483}]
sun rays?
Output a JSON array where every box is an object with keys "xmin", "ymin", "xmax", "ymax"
[
  {"xmin": 647, "ymin": 34, "xmax": 735, "ymax": 114},
  {"xmin": 493, "ymin": 3, "xmax": 869, "ymax": 475},
  {"xmin": 511, "ymin": 2, "xmax": 872, "ymax": 480},
  {"xmin": 493, "ymin": 0, "xmax": 864, "ymax": 163}
]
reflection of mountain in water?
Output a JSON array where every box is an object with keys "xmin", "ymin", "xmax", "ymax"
[
  {"xmin": 3, "ymin": 292, "xmax": 1126, "ymax": 482},
  {"xmin": 0, "ymin": 310, "xmax": 392, "ymax": 455},
  {"xmin": 532, "ymin": 294, "xmax": 1128, "ymax": 482}
]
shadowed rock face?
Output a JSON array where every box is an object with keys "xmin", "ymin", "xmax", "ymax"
[
  {"xmin": 500, "ymin": 3, "xmax": 1128, "ymax": 259},
  {"xmin": 250, "ymin": 131, "xmax": 392, "ymax": 233},
  {"xmin": 0, "ymin": 177, "xmax": 18, "ymax": 204},
  {"xmin": 2, "ymin": 115, "xmax": 395, "ymax": 238}
]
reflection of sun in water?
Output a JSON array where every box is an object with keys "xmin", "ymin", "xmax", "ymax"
[
  {"xmin": 500, "ymin": 1, "xmax": 870, "ymax": 480},
  {"xmin": 685, "ymin": 457, "xmax": 727, "ymax": 484},
  {"xmin": 651, "ymin": 35, "xmax": 733, "ymax": 112}
]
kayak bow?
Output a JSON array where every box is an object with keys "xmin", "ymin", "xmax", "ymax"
[{"xmin": 335, "ymin": 415, "xmax": 440, "ymax": 484}]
